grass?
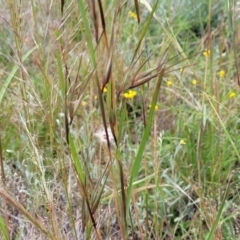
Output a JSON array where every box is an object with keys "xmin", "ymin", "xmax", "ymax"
[{"xmin": 0, "ymin": 0, "xmax": 240, "ymax": 239}]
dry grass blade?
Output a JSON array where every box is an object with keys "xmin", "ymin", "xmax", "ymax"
[
  {"xmin": 102, "ymin": 50, "xmax": 112, "ymax": 89},
  {"xmin": 89, "ymin": 0, "xmax": 99, "ymax": 42},
  {"xmin": 0, "ymin": 190, "xmax": 53, "ymax": 239},
  {"xmin": 129, "ymin": 68, "xmax": 161, "ymax": 89},
  {"xmin": 81, "ymin": 192, "xmax": 97, "ymax": 234},
  {"xmin": 120, "ymin": 46, "xmax": 159, "ymax": 93},
  {"xmin": 69, "ymin": 70, "xmax": 94, "ymax": 124},
  {"xmin": 106, "ymin": 12, "xmax": 118, "ymax": 144},
  {"xmin": 130, "ymin": 48, "xmax": 156, "ymax": 77},
  {"xmin": 78, "ymin": 178, "xmax": 98, "ymax": 235},
  {"xmin": 157, "ymin": 48, "xmax": 169, "ymax": 70},
  {"xmin": 130, "ymin": 68, "xmax": 154, "ymax": 84},
  {"xmin": 97, "ymin": 0, "xmax": 108, "ymax": 50}
]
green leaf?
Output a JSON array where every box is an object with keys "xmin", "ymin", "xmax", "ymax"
[
  {"xmin": 76, "ymin": 0, "xmax": 96, "ymax": 68},
  {"xmin": 0, "ymin": 45, "xmax": 38, "ymax": 105},
  {"xmin": 0, "ymin": 216, "xmax": 9, "ymax": 240},
  {"xmin": 69, "ymin": 135, "xmax": 85, "ymax": 183},
  {"xmin": 126, "ymin": 67, "xmax": 164, "ymax": 214}
]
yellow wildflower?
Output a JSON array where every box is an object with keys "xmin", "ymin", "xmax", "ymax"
[
  {"xmin": 81, "ymin": 101, "xmax": 87, "ymax": 107},
  {"xmin": 219, "ymin": 70, "xmax": 225, "ymax": 78},
  {"xmin": 229, "ymin": 92, "xmax": 236, "ymax": 99},
  {"xmin": 149, "ymin": 104, "xmax": 159, "ymax": 110},
  {"xmin": 103, "ymin": 87, "xmax": 107, "ymax": 93},
  {"xmin": 203, "ymin": 50, "xmax": 211, "ymax": 57},
  {"xmin": 180, "ymin": 139, "xmax": 186, "ymax": 145},
  {"xmin": 124, "ymin": 90, "xmax": 137, "ymax": 99},
  {"xmin": 192, "ymin": 79, "xmax": 197, "ymax": 85},
  {"xmin": 167, "ymin": 80, "xmax": 173, "ymax": 87},
  {"xmin": 129, "ymin": 11, "xmax": 137, "ymax": 19}
]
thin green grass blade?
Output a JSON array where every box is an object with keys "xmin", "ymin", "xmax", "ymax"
[
  {"xmin": 131, "ymin": 0, "xmax": 159, "ymax": 64},
  {"xmin": 224, "ymin": 0, "xmax": 240, "ymax": 85},
  {"xmin": 55, "ymin": 30, "xmax": 65, "ymax": 99},
  {"xmin": 76, "ymin": 0, "xmax": 96, "ymax": 68},
  {"xmin": 0, "ymin": 45, "xmax": 38, "ymax": 105},
  {"xmin": 134, "ymin": 0, "xmax": 140, "ymax": 23},
  {"xmin": 206, "ymin": 171, "xmax": 232, "ymax": 240},
  {"xmin": 126, "ymin": 67, "xmax": 164, "ymax": 214},
  {"xmin": 206, "ymin": 94, "xmax": 240, "ymax": 160},
  {"xmin": 141, "ymin": 0, "xmax": 189, "ymax": 62},
  {"xmin": 0, "ymin": 216, "xmax": 8, "ymax": 240},
  {"xmin": 56, "ymin": 50, "xmax": 65, "ymax": 99},
  {"xmin": 69, "ymin": 135, "xmax": 85, "ymax": 183}
]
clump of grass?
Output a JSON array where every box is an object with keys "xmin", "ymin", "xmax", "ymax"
[{"xmin": 0, "ymin": 0, "xmax": 240, "ymax": 239}]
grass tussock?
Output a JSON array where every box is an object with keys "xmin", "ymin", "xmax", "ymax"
[{"xmin": 0, "ymin": 0, "xmax": 240, "ymax": 239}]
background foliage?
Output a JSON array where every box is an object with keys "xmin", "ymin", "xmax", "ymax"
[{"xmin": 0, "ymin": 0, "xmax": 240, "ymax": 239}]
